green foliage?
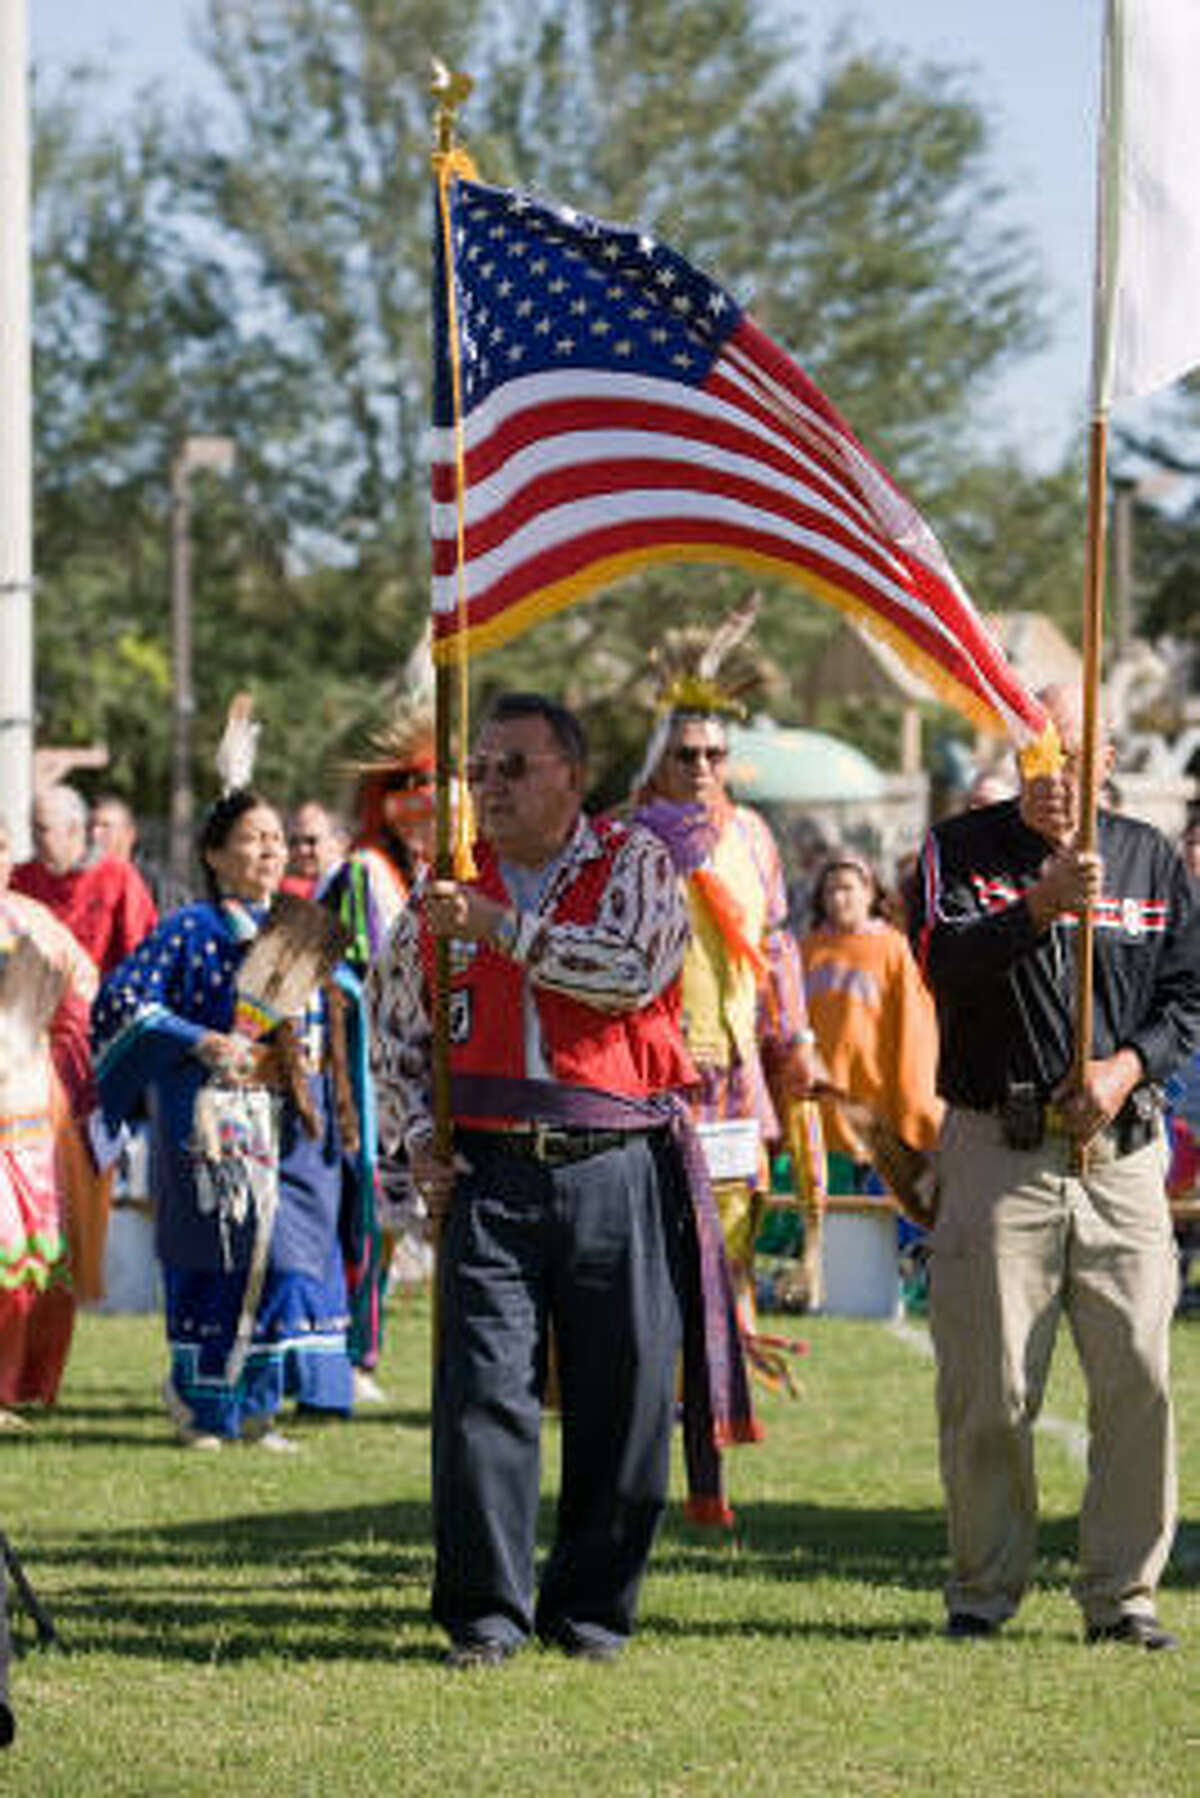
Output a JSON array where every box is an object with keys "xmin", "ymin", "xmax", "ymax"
[
  {"xmin": 931, "ymin": 452, "xmax": 1089, "ymax": 638},
  {"xmin": 1109, "ymin": 394, "xmax": 1200, "ymax": 680},
  {"xmin": 1122, "ymin": 487, "xmax": 1200, "ymax": 677}
]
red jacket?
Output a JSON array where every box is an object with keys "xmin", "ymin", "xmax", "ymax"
[{"xmin": 420, "ymin": 826, "xmax": 693, "ymax": 1125}]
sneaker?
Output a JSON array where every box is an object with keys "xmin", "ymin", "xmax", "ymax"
[
  {"xmin": 179, "ymin": 1429, "xmax": 223, "ymax": 1451},
  {"xmin": 252, "ymin": 1429, "xmax": 299, "ymax": 1455},
  {"xmin": 1086, "ymin": 1614, "xmax": 1178, "ymax": 1651},
  {"xmin": 353, "ymin": 1369, "xmax": 388, "ymax": 1405}
]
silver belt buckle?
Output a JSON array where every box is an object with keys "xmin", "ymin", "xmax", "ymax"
[{"xmin": 531, "ymin": 1121, "xmax": 553, "ymax": 1161}]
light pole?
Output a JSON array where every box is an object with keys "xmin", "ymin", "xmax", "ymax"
[{"xmin": 169, "ymin": 434, "xmax": 236, "ymax": 884}]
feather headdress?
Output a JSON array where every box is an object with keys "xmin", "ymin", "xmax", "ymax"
[
  {"xmin": 343, "ymin": 623, "xmax": 436, "ymax": 777},
  {"xmin": 634, "ymin": 592, "xmax": 780, "ymax": 793},
  {"xmin": 648, "ymin": 592, "xmax": 770, "ymax": 720},
  {"xmin": 342, "ymin": 695, "xmax": 435, "ymax": 779},
  {"xmin": 214, "ymin": 692, "xmax": 260, "ymax": 797}
]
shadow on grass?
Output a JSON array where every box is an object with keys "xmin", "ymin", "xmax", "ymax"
[
  {"xmin": 18, "ymin": 1494, "xmax": 1196, "ymax": 1667},
  {"xmin": 655, "ymin": 1502, "xmax": 1075, "ymax": 1592},
  {"xmin": 9, "ymin": 1403, "xmax": 432, "ymax": 1453},
  {"xmin": 23, "ymin": 1500, "xmax": 445, "ymax": 1665}
]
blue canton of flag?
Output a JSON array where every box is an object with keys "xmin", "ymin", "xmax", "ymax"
[{"xmin": 438, "ymin": 183, "xmax": 738, "ymax": 421}]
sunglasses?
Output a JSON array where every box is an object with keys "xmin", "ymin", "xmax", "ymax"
[
  {"xmin": 670, "ymin": 744, "xmax": 728, "ymax": 767},
  {"xmin": 466, "ymin": 750, "xmax": 565, "ymax": 786}
]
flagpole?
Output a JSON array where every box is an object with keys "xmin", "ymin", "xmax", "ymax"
[
  {"xmin": 1069, "ymin": 413, "xmax": 1108, "ymax": 1171},
  {"xmin": 1069, "ymin": 4, "xmax": 1119, "ymax": 1172},
  {"xmin": 429, "ymin": 64, "xmax": 474, "ymax": 1347}
]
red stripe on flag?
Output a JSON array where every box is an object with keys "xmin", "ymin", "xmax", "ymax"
[{"xmin": 431, "ymin": 454, "xmax": 910, "ymax": 583}]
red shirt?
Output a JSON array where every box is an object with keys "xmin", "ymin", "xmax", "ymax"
[{"xmin": 12, "ymin": 856, "xmax": 158, "ymax": 976}]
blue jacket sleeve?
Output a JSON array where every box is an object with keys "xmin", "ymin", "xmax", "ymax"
[{"xmin": 91, "ymin": 919, "xmax": 212, "ymax": 1129}]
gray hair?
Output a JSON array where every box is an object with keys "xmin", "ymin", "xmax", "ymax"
[{"xmin": 36, "ymin": 785, "xmax": 89, "ymax": 831}]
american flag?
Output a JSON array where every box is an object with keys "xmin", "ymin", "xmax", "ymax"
[{"xmin": 432, "ymin": 176, "xmax": 1047, "ymax": 743}]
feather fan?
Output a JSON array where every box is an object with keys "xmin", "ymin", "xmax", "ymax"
[
  {"xmin": 233, "ymin": 894, "xmax": 350, "ymax": 1041},
  {"xmin": 828, "ymin": 1093, "xmax": 939, "ymax": 1229},
  {"xmin": 0, "ymin": 939, "xmax": 67, "ymax": 1114},
  {"xmin": 0, "ymin": 937, "xmax": 67, "ymax": 1043}
]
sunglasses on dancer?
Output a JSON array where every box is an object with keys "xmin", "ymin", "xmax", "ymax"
[{"xmin": 670, "ymin": 744, "xmax": 728, "ymax": 767}]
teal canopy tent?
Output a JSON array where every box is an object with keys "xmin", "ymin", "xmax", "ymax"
[{"xmin": 726, "ymin": 720, "xmax": 885, "ymax": 804}]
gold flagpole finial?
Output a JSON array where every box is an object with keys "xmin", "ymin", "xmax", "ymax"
[{"xmin": 431, "ymin": 59, "xmax": 474, "ymax": 155}]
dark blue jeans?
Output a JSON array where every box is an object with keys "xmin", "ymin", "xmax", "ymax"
[{"xmin": 431, "ymin": 1130, "xmax": 685, "ymax": 1651}]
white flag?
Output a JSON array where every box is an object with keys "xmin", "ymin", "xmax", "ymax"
[{"xmin": 1094, "ymin": 0, "xmax": 1200, "ymax": 409}]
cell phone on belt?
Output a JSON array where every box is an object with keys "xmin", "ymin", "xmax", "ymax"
[{"xmin": 1000, "ymin": 1081, "xmax": 1044, "ymax": 1151}]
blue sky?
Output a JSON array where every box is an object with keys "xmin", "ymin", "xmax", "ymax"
[{"xmin": 30, "ymin": 0, "xmax": 1106, "ymax": 467}]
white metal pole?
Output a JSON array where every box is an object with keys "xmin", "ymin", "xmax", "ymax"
[{"xmin": 0, "ymin": 0, "xmax": 34, "ymax": 858}]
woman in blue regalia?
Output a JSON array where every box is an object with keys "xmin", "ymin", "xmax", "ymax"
[{"xmin": 92, "ymin": 787, "xmax": 374, "ymax": 1449}]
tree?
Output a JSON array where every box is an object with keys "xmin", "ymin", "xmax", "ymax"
[
  {"xmin": 932, "ymin": 453, "xmax": 1088, "ymax": 637},
  {"xmin": 31, "ymin": 2, "xmax": 1053, "ymax": 813},
  {"xmin": 31, "ymin": 72, "xmax": 246, "ymax": 807}
]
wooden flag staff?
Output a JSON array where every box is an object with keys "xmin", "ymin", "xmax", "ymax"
[
  {"xmin": 429, "ymin": 62, "xmax": 475, "ymax": 1332},
  {"xmin": 1069, "ymin": 413, "xmax": 1109, "ymax": 1174}
]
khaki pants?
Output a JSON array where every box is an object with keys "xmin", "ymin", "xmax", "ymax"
[{"xmin": 931, "ymin": 1107, "xmax": 1177, "ymax": 1628}]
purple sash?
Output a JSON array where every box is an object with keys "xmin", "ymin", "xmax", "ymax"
[{"xmin": 450, "ymin": 1073, "xmax": 760, "ymax": 1524}]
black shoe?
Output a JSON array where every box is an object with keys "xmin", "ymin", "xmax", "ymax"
[
  {"xmin": 445, "ymin": 1638, "xmax": 519, "ymax": 1671},
  {"xmin": 562, "ymin": 1637, "xmax": 623, "ymax": 1664},
  {"xmin": 945, "ymin": 1611, "xmax": 1001, "ymax": 1640},
  {"xmin": 545, "ymin": 1622, "xmax": 624, "ymax": 1663},
  {"xmin": 1085, "ymin": 1614, "xmax": 1178, "ymax": 1652}
]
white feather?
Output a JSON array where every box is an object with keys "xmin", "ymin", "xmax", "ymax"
[
  {"xmin": 402, "ymin": 622, "xmax": 435, "ymax": 703},
  {"xmin": 214, "ymin": 692, "xmax": 260, "ymax": 795}
]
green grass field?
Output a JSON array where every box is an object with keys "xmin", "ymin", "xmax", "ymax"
[{"xmin": 3, "ymin": 1296, "xmax": 1197, "ymax": 1797}]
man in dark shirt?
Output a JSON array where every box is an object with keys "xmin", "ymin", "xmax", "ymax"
[{"xmin": 910, "ymin": 684, "xmax": 1200, "ymax": 1650}]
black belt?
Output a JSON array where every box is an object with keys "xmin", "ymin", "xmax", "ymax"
[
  {"xmin": 979, "ymin": 1088, "xmax": 1160, "ymax": 1158},
  {"xmin": 456, "ymin": 1125, "xmax": 645, "ymax": 1167}
]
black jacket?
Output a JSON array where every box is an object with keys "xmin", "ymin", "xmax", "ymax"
[{"xmin": 909, "ymin": 798, "xmax": 1200, "ymax": 1111}]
